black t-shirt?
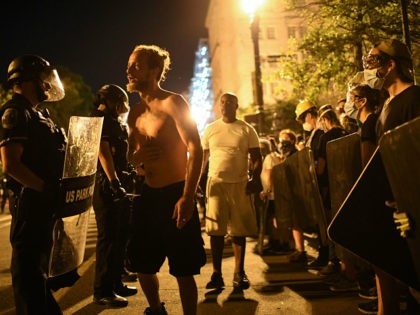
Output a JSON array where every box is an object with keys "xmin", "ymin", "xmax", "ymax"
[
  {"xmin": 317, "ymin": 127, "xmax": 348, "ymax": 188},
  {"xmin": 361, "ymin": 113, "xmax": 379, "ymax": 144},
  {"xmin": 376, "ymin": 85, "xmax": 420, "ymax": 142},
  {"xmin": 306, "ymin": 128, "xmax": 324, "ymax": 161},
  {"xmin": 318, "ymin": 127, "xmax": 348, "ymax": 160}
]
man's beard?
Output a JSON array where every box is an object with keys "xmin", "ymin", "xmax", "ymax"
[{"xmin": 126, "ymin": 79, "xmax": 148, "ymax": 93}]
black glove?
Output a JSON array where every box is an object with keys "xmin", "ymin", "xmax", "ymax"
[{"xmin": 110, "ymin": 179, "xmax": 128, "ymax": 205}]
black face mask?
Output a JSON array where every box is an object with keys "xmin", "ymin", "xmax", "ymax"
[
  {"xmin": 278, "ymin": 141, "xmax": 295, "ymax": 156},
  {"xmin": 35, "ymin": 81, "xmax": 48, "ymax": 103}
]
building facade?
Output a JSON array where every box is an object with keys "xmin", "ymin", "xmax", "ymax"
[{"xmin": 205, "ymin": 0, "xmax": 306, "ymax": 114}]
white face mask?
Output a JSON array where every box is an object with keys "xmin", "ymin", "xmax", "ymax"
[
  {"xmin": 344, "ymin": 100, "xmax": 358, "ymax": 120},
  {"xmin": 364, "ymin": 68, "xmax": 384, "ymax": 90},
  {"xmin": 302, "ymin": 122, "xmax": 313, "ymax": 132}
]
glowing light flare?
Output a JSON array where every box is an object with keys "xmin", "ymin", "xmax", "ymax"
[{"xmin": 241, "ymin": 0, "xmax": 264, "ymax": 21}]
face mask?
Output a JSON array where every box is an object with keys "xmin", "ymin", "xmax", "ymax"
[
  {"xmin": 278, "ymin": 140, "xmax": 295, "ymax": 156},
  {"xmin": 344, "ymin": 100, "xmax": 359, "ymax": 120},
  {"xmin": 364, "ymin": 68, "xmax": 384, "ymax": 90},
  {"xmin": 302, "ymin": 122, "xmax": 313, "ymax": 132}
]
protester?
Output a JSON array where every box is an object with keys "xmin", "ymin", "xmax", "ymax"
[
  {"xmin": 357, "ymin": 38, "xmax": 420, "ymax": 315},
  {"xmin": 0, "ymin": 55, "xmax": 66, "ymax": 314},
  {"xmin": 258, "ymin": 136, "xmax": 290, "ymax": 255},
  {"xmin": 275, "ymin": 129, "xmax": 309, "ymax": 264},
  {"xmin": 202, "ymin": 92, "xmax": 262, "ymax": 291},
  {"xmin": 315, "ymin": 104, "xmax": 348, "ymax": 279},
  {"xmin": 125, "ymin": 44, "xmax": 206, "ymax": 315},
  {"xmin": 294, "ymin": 100, "xmax": 328, "ymax": 268}
]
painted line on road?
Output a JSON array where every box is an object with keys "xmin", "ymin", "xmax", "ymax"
[
  {"xmin": 61, "ymin": 296, "xmax": 93, "ymax": 314},
  {"xmin": 54, "ymin": 251, "xmax": 96, "ymax": 302},
  {"xmin": 0, "ymin": 222, "xmax": 11, "ymax": 229},
  {"xmin": 0, "ymin": 215, "xmax": 11, "ymax": 222}
]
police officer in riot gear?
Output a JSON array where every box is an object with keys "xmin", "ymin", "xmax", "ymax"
[
  {"xmin": 0, "ymin": 55, "xmax": 66, "ymax": 314},
  {"xmin": 91, "ymin": 84, "xmax": 138, "ymax": 307}
]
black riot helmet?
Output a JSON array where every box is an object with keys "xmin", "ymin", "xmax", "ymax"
[
  {"xmin": 7, "ymin": 55, "xmax": 50, "ymax": 86},
  {"xmin": 95, "ymin": 84, "xmax": 129, "ymax": 115},
  {"xmin": 6, "ymin": 55, "xmax": 65, "ymax": 101}
]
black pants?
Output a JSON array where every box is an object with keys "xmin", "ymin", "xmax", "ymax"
[
  {"xmin": 93, "ymin": 183, "xmax": 130, "ymax": 297},
  {"xmin": 10, "ymin": 190, "xmax": 62, "ymax": 315}
]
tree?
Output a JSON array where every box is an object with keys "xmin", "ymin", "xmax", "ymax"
[
  {"xmin": 278, "ymin": 0, "xmax": 420, "ymax": 104},
  {"xmin": 42, "ymin": 66, "xmax": 94, "ymax": 130}
]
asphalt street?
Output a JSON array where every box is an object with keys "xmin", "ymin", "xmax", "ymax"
[{"xmin": 0, "ymin": 208, "xmax": 365, "ymax": 315}]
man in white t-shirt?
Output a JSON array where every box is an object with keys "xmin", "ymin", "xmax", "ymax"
[{"xmin": 201, "ymin": 92, "xmax": 262, "ymax": 290}]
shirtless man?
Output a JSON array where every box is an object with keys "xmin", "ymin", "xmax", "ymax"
[{"xmin": 125, "ymin": 45, "xmax": 205, "ymax": 315}]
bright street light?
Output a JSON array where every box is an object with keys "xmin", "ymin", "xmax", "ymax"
[
  {"xmin": 241, "ymin": 0, "xmax": 264, "ymax": 22},
  {"xmin": 242, "ymin": 0, "xmax": 265, "ymax": 134}
]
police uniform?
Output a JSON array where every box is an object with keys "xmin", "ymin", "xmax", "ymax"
[
  {"xmin": 0, "ymin": 93, "xmax": 66, "ymax": 315},
  {"xmin": 91, "ymin": 108, "xmax": 132, "ymax": 298}
]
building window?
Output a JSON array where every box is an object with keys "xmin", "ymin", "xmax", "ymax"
[
  {"xmin": 267, "ymin": 55, "xmax": 281, "ymax": 68},
  {"xmin": 288, "ymin": 26, "xmax": 297, "ymax": 38},
  {"xmin": 266, "ymin": 27, "xmax": 276, "ymax": 40}
]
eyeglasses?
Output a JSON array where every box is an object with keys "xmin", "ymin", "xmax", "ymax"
[{"xmin": 362, "ymin": 54, "xmax": 390, "ymax": 70}]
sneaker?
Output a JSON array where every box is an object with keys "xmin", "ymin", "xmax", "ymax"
[
  {"xmin": 206, "ymin": 272, "xmax": 225, "ymax": 289},
  {"xmin": 318, "ymin": 260, "xmax": 340, "ymax": 277},
  {"xmin": 358, "ymin": 286, "xmax": 377, "ymax": 300},
  {"xmin": 144, "ymin": 302, "xmax": 168, "ymax": 315},
  {"xmin": 288, "ymin": 250, "xmax": 307, "ymax": 263},
  {"xmin": 357, "ymin": 299, "xmax": 378, "ymax": 314},
  {"xmin": 233, "ymin": 271, "xmax": 250, "ymax": 290},
  {"xmin": 329, "ymin": 275, "xmax": 359, "ymax": 292}
]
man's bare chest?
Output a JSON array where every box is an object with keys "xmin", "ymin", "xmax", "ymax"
[{"xmin": 136, "ymin": 110, "xmax": 167, "ymax": 138}]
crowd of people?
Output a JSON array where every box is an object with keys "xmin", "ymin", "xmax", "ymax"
[
  {"xmin": 0, "ymin": 38, "xmax": 418, "ymax": 315},
  {"xmin": 255, "ymin": 38, "xmax": 420, "ymax": 315}
]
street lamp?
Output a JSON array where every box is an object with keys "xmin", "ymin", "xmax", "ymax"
[{"xmin": 242, "ymin": 0, "xmax": 265, "ymax": 135}]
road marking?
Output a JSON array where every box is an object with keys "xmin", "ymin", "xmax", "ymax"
[
  {"xmin": 0, "ymin": 222, "xmax": 11, "ymax": 229},
  {"xmin": 0, "ymin": 215, "xmax": 11, "ymax": 222}
]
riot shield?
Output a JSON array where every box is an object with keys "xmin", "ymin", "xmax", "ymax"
[
  {"xmin": 326, "ymin": 133, "xmax": 361, "ymax": 218},
  {"xmin": 379, "ymin": 117, "xmax": 420, "ymax": 285},
  {"xmin": 328, "ymin": 147, "xmax": 420, "ymax": 290},
  {"xmin": 48, "ymin": 116, "xmax": 103, "ymax": 278},
  {"xmin": 326, "ymin": 133, "xmax": 362, "ymax": 263},
  {"xmin": 273, "ymin": 148, "xmax": 327, "ymax": 244}
]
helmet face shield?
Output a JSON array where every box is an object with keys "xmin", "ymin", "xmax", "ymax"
[{"xmin": 40, "ymin": 68, "xmax": 65, "ymax": 102}]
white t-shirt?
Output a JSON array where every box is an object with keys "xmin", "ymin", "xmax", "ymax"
[
  {"xmin": 261, "ymin": 152, "xmax": 282, "ymax": 200},
  {"xmin": 201, "ymin": 119, "xmax": 260, "ymax": 183}
]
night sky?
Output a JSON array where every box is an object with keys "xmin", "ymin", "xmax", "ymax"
[{"xmin": 0, "ymin": 0, "xmax": 210, "ymax": 94}]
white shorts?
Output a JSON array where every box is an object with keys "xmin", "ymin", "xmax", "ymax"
[{"xmin": 205, "ymin": 178, "xmax": 258, "ymax": 237}]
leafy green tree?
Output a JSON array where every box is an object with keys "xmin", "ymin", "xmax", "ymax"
[
  {"xmin": 42, "ymin": 66, "xmax": 94, "ymax": 130},
  {"xmin": 278, "ymin": 0, "xmax": 420, "ymax": 104}
]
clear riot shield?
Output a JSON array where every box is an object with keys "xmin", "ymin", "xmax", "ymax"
[
  {"xmin": 326, "ymin": 133, "xmax": 362, "ymax": 217},
  {"xmin": 273, "ymin": 148, "xmax": 327, "ymax": 244},
  {"xmin": 48, "ymin": 116, "xmax": 103, "ymax": 278},
  {"xmin": 379, "ymin": 117, "xmax": 420, "ymax": 285}
]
